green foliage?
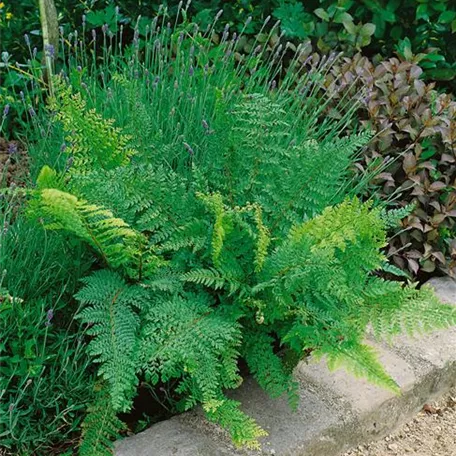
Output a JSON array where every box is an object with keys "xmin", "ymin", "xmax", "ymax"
[
  {"xmin": 76, "ymin": 271, "xmax": 148, "ymax": 412},
  {"xmin": 28, "ymin": 35, "xmax": 456, "ymax": 450},
  {"xmin": 0, "ymin": 204, "xmax": 95, "ymax": 455},
  {"xmin": 48, "ymin": 80, "xmax": 135, "ymax": 173},
  {"xmin": 6, "ymin": 8, "xmax": 456, "ymax": 454},
  {"xmin": 29, "ymin": 188, "xmax": 141, "ymax": 269},
  {"xmin": 79, "ymin": 386, "xmax": 126, "ymax": 456},
  {"xmin": 2, "ymin": 0, "xmax": 456, "ymax": 122},
  {"xmin": 204, "ymin": 398, "xmax": 268, "ymax": 450}
]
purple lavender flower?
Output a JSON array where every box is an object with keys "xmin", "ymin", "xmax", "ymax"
[
  {"xmin": 183, "ymin": 142, "xmax": 194, "ymax": 155},
  {"xmin": 102, "ymin": 24, "xmax": 108, "ymax": 35},
  {"xmin": 92, "ymin": 29, "xmax": 96, "ymax": 40},
  {"xmin": 222, "ymin": 24, "xmax": 230, "ymax": 41},
  {"xmin": 65, "ymin": 156, "xmax": 74, "ymax": 171},
  {"xmin": 32, "ymin": 47, "xmax": 38, "ymax": 59},
  {"xmin": 28, "ymin": 107, "xmax": 36, "ymax": 117},
  {"xmin": 215, "ymin": 9, "xmax": 223, "ymax": 21},
  {"xmin": 45, "ymin": 309, "xmax": 54, "ymax": 326},
  {"xmin": 3, "ymin": 104, "xmax": 10, "ymax": 117},
  {"xmin": 77, "ymin": 65, "xmax": 82, "ymax": 72},
  {"xmin": 45, "ymin": 44, "xmax": 55, "ymax": 59},
  {"xmin": 24, "ymin": 34, "xmax": 30, "ymax": 46},
  {"xmin": 7, "ymin": 143, "xmax": 18, "ymax": 155},
  {"xmin": 60, "ymin": 142, "xmax": 67, "ymax": 152},
  {"xmin": 189, "ymin": 65, "xmax": 194, "ymax": 77},
  {"xmin": 202, "ymin": 119, "xmax": 213, "ymax": 135},
  {"xmin": 20, "ymin": 91, "xmax": 25, "ymax": 101}
]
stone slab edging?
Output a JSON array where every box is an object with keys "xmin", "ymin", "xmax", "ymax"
[{"xmin": 115, "ymin": 277, "xmax": 456, "ymax": 456}]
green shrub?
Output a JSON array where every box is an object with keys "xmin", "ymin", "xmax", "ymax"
[{"xmin": 19, "ymin": 17, "xmax": 456, "ymax": 453}]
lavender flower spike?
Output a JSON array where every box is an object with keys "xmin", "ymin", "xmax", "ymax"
[
  {"xmin": 45, "ymin": 44, "xmax": 55, "ymax": 58},
  {"xmin": 183, "ymin": 142, "xmax": 194, "ymax": 155},
  {"xmin": 45, "ymin": 309, "xmax": 54, "ymax": 326}
]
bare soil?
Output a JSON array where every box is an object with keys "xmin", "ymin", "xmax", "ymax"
[
  {"xmin": 345, "ymin": 388, "xmax": 456, "ymax": 456},
  {"xmin": 0, "ymin": 137, "xmax": 28, "ymax": 187}
]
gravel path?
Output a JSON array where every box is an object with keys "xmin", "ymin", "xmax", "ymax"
[{"xmin": 345, "ymin": 388, "xmax": 456, "ymax": 456}]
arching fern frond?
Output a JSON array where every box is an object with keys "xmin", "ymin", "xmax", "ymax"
[
  {"xmin": 140, "ymin": 293, "xmax": 242, "ymax": 407},
  {"xmin": 79, "ymin": 386, "xmax": 127, "ymax": 456},
  {"xmin": 363, "ymin": 278, "xmax": 456, "ymax": 340},
  {"xmin": 31, "ymin": 187, "xmax": 140, "ymax": 269},
  {"xmin": 49, "ymin": 78, "xmax": 135, "ymax": 173},
  {"xmin": 243, "ymin": 330, "xmax": 298, "ymax": 408},
  {"xmin": 76, "ymin": 270, "xmax": 148, "ymax": 412},
  {"xmin": 205, "ymin": 397, "xmax": 268, "ymax": 450},
  {"xmin": 314, "ymin": 342, "xmax": 400, "ymax": 393}
]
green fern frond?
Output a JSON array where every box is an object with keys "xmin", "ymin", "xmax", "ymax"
[
  {"xmin": 204, "ymin": 397, "xmax": 268, "ymax": 450},
  {"xmin": 364, "ymin": 279, "xmax": 456, "ymax": 340},
  {"xmin": 314, "ymin": 342, "xmax": 400, "ymax": 394},
  {"xmin": 76, "ymin": 270, "xmax": 148, "ymax": 412},
  {"xmin": 197, "ymin": 192, "xmax": 229, "ymax": 267},
  {"xmin": 242, "ymin": 203, "xmax": 270, "ymax": 273},
  {"xmin": 380, "ymin": 203, "xmax": 415, "ymax": 229},
  {"xmin": 79, "ymin": 386, "xmax": 126, "ymax": 456},
  {"xmin": 140, "ymin": 294, "xmax": 242, "ymax": 407},
  {"xmin": 36, "ymin": 165, "xmax": 65, "ymax": 190},
  {"xmin": 243, "ymin": 331, "xmax": 299, "ymax": 408},
  {"xmin": 182, "ymin": 268, "xmax": 227, "ymax": 290},
  {"xmin": 380, "ymin": 262, "xmax": 411, "ymax": 279},
  {"xmin": 49, "ymin": 78, "xmax": 135, "ymax": 173},
  {"xmin": 31, "ymin": 187, "xmax": 140, "ymax": 268}
]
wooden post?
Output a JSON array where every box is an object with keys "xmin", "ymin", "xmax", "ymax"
[{"xmin": 38, "ymin": 0, "xmax": 59, "ymax": 95}]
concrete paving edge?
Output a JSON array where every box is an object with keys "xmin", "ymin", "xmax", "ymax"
[{"xmin": 115, "ymin": 277, "xmax": 456, "ymax": 456}]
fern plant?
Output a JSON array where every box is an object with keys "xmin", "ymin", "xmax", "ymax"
[{"xmin": 25, "ymin": 11, "xmax": 456, "ymax": 454}]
